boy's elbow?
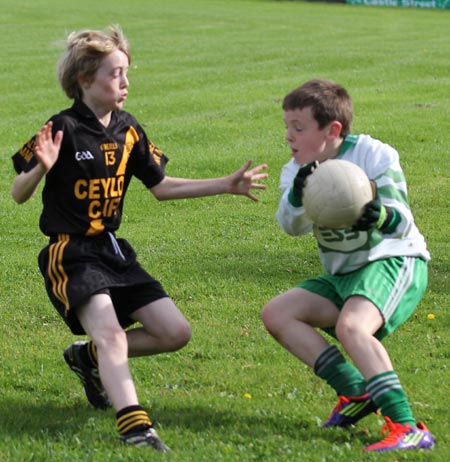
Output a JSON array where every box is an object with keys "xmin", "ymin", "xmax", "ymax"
[
  {"xmin": 11, "ymin": 187, "xmax": 30, "ymax": 204},
  {"xmin": 149, "ymin": 180, "xmax": 172, "ymax": 201},
  {"xmin": 11, "ymin": 189, "xmax": 22, "ymax": 204},
  {"xmin": 12, "ymin": 194, "xmax": 26, "ymax": 204},
  {"xmin": 149, "ymin": 188, "xmax": 167, "ymax": 202}
]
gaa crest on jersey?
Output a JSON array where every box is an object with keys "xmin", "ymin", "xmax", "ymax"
[{"xmin": 75, "ymin": 151, "xmax": 95, "ymax": 161}]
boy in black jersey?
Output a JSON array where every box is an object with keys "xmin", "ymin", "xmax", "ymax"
[{"xmin": 11, "ymin": 25, "xmax": 267, "ymax": 451}]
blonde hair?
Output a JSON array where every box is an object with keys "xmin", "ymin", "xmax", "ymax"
[{"xmin": 57, "ymin": 25, "xmax": 130, "ymax": 100}]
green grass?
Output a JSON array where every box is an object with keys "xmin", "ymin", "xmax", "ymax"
[{"xmin": 0, "ymin": 0, "xmax": 449, "ymax": 461}]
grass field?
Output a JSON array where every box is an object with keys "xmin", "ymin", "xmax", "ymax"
[{"xmin": 0, "ymin": 0, "xmax": 449, "ymax": 461}]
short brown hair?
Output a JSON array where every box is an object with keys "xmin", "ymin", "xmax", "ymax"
[
  {"xmin": 57, "ymin": 25, "xmax": 130, "ymax": 100},
  {"xmin": 283, "ymin": 79, "xmax": 353, "ymax": 137}
]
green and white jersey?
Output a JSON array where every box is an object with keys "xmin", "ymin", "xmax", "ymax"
[{"xmin": 276, "ymin": 134, "xmax": 430, "ymax": 275}]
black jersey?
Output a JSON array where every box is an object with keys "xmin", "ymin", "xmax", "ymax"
[{"xmin": 12, "ymin": 100, "xmax": 168, "ymax": 236}]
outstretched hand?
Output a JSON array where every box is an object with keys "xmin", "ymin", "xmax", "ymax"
[
  {"xmin": 227, "ymin": 160, "xmax": 268, "ymax": 201},
  {"xmin": 35, "ymin": 121, "xmax": 63, "ymax": 172}
]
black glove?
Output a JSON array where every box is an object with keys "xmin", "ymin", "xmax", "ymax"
[
  {"xmin": 352, "ymin": 198, "xmax": 395, "ymax": 231},
  {"xmin": 292, "ymin": 161, "xmax": 319, "ymax": 200}
]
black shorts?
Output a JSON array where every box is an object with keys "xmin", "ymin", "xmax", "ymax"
[{"xmin": 38, "ymin": 233, "xmax": 169, "ymax": 335}]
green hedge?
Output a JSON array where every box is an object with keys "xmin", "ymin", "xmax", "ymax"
[{"xmin": 346, "ymin": 0, "xmax": 450, "ymax": 8}]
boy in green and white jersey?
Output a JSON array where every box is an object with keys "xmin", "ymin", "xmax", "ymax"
[
  {"xmin": 262, "ymin": 79, "xmax": 434, "ymax": 453},
  {"xmin": 278, "ymin": 133, "xmax": 429, "ymax": 275}
]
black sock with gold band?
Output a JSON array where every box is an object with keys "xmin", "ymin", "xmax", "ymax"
[
  {"xmin": 118, "ymin": 406, "xmax": 170, "ymax": 451},
  {"xmin": 117, "ymin": 405, "xmax": 152, "ymax": 436}
]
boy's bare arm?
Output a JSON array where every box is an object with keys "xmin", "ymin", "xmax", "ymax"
[
  {"xmin": 150, "ymin": 160, "xmax": 268, "ymax": 202},
  {"xmin": 12, "ymin": 164, "xmax": 47, "ymax": 204},
  {"xmin": 12, "ymin": 122, "xmax": 63, "ymax": 204}
]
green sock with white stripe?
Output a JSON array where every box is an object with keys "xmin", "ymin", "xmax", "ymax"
[
  {"xmin": 314, "ymin": 345, "xmax": 366, "ymax": 397},
  {"xmin": 366, "ymin": 371, "xmax": 415, "ymax": 426}
]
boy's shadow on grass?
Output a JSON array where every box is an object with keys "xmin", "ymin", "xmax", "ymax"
[
  {"xmin": 0, "ymin": 398, "xmax": 98, "ymax": 438},
  {"xmin": 156, "ymin": 402, "xmax": 374, "ymax": 445},
  {"xmin": 0, "ymin": 398, "xmax": 374, "ymax": 447}
]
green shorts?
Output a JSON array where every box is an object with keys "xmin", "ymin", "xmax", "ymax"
[{"xmin": 299, "ymin": 256, "xmax": 428, "ymax": 340}]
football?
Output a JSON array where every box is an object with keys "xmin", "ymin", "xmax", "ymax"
[{"xmin": 302, "ymin": 159, "xmax": 374, "ymax": 229}]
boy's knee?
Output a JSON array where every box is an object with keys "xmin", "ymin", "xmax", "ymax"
[
  {"xmin": 95, "ymin": 327, "xmax": 128, "ymax": 352},
  {"xmin": 335, "ymin": 317, "xmax": 359, "ymax": 344},
  {"xmin": 165, "ymin": 319, "xmax": 192, "ymax": 351},
  {"xmin": 261, "ymin": 303, "xmax": 282, "ymax": 335}
]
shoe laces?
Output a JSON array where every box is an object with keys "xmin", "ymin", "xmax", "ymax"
[
  {"xmin": 379, "ymin": 417, "xmax": 413, "ymax": 443},
  {"xmin": 334, "ymin": 393, "xmax": 370, "ymax": 411},
  {"xmin": 334, "ymin": 395, "xmax": 351, "ymax": 411}
]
